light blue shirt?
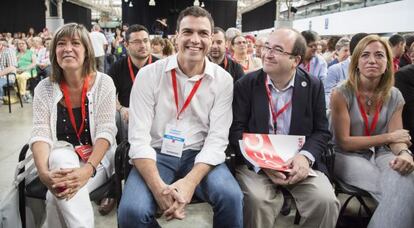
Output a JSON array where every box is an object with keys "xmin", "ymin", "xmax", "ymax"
[
  {"xmin": 299, "ymin": 54, "xmax": 327, "ymax": 85},
  {"xmin": 324, "ymin": 58, "xmax": 350, "ymax": 108},
  {"xmin": 266, "ymin": 73, "xmax": 315, "ymax": 167}
]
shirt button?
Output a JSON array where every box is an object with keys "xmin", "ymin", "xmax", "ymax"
[
  {"xmin": 63, "ymin": 119, "xmax": 66, "ymax": 122},
  {"xmin": 66, "ymin": 136, "xmax": 70, "ymax": 139}
]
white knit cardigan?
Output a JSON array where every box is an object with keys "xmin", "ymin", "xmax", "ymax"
[{"xmin": 29, "ymin": 72, "xmax": 117, "ymax": 170}]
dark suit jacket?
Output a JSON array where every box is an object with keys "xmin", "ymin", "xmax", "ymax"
[
  {"xmin": 395, "ymin": 64, "xmax": 414, "ymax": 150},
  {"xmin": 229, "ymin": 68, "xmax": 331, "ymax": 175}
]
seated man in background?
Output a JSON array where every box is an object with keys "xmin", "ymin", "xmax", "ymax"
[
  {"xmin": 108, "ymin": 24, "xmax": 158, "ymax": 142},
  {"xmin": 0, "ymin": 38, "xmax": 17, "ymax": 105},
  {"xmin": 299, "ymin": 30, "xmax": 327, "ymax": 84},
  {"xmin": 324, "ymin": 33, "xmax": 369, "ymax": 108},
  {"xmin": 209, "ymin": 27, "xmax": 244, "ymax": 83},
  {"xmin": 388, "ymin": 34, "xmax": 405, "ymax": 72},
  {"xmin": 395, "ymin": 63, "xmax": 414, "ymax": 151},
  {"xmin": 118, "ymin": 6, "xmax": 243, "ymax": 228},
  {"xmin": 230, "ymin": 28, "xmax": 339, "ymax": 228},
  {"xmin": 327, "ymin": 37, "xmax": 350, "ymax": 67}
]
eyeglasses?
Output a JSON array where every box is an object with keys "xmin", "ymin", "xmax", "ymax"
[
  {"xmin": 261, "ymin": 46, "xmax": 294, "ymax": 56},
  {"xmin": 128, "ymin": 39, "xmax": 149, "ymax": 45},
  {"xmin": 234, "ymin": 41, "xmax": 247, "ymax": 45}
]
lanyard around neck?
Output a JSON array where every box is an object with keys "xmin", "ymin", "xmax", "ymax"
[
  {"xmin": 127, "ymin": 55, "xmax": 152, "ymax": 83},
  {"xmin": 171, "ymin": 69, "xmax": 203, "ymax": 120},
  {"xmin": 264, "ymin": 77, "xmax": 291, "ymax": 133},
  {"xmin": 356, "ymin": 93, "xmax": 382, "ymax": 136},
  {"xmin": 60, "ymin": 76, "xmax": 89, "ymax": 142}
]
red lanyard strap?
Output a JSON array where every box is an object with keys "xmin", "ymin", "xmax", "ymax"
[
  {"xmin": 60, "ymin": 76, "xmax": 89, "ymax": 142},
  {"xmin": 171, "ymin": 69, "xmax": 203, "ymax": 120},
  {"xmin": 127, "ymin": 55, "xmax": 152, "ymax": 83},
  {"xmin": 356, "ymin": 93, "xmax": 382, "ymax": 136},
  {"xmin": 264, "ymin": 78, "xmax": 291, "ymax": 133},
  {"xmin": 303, "ymin": 62, "xmax": 310, "ymax": 73},
  {"xmin": 223, "ymin": 56, "xmax": 228, "ymax": 70}
]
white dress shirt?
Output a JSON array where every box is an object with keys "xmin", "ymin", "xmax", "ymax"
[{"xmin": 128, "ymin": 54, "xmax": 234, "ymax": 166}]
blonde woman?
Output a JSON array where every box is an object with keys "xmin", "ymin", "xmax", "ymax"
[{"xmin": 331, "ymin": 35, "xmax": 414, "ymax": 228}]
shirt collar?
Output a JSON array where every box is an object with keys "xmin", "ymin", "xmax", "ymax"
[
  {"xmin": 165, "ymin": 54, "xmax": 215, "ymax": 79},
  {"xmin": 266, "ymin": 70, "xmax": 296, "ymax": 92}
]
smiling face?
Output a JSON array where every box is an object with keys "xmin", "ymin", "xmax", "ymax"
[
  {"xmin": 176, "ymin": 15, "xmax": 212, "ymax": 65},
  {"xmin": 210, "ymin": 31, "xmax": 226, "ymax": 60},
  {"xmin": 358, "ymin": 41, "xmax": 387, "ymax": 80},
  {"xmin": 125, "ymin": 30, "xmax": 151, "ymax": 60},
  {"xmin": 56, "ymin": 34, "xmax": 86, "ymax": 72},
  {"xmin": 263, "ymin": 30, "xmax": 300, "ymax": 77}
]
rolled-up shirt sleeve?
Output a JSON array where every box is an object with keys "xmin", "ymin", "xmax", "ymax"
[
  {"xmin": 195, "ymin": 77, "xmax": 233, "ymax": 166},
  {"xmin": 128, "ymin": 67, "xmax": 157, "ymax": 161}
]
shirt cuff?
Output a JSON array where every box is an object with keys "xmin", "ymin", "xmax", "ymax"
[
  {"xmin": 129, "ymin": 144, "xmax": 157, "ymax": 162},
  {"xmin": 299, "ymin": 150, "xmax": 315, "ymax": 167},
  {"xmin": 194, "ymin": 149, "xmax": 226, "ymax": 166}
]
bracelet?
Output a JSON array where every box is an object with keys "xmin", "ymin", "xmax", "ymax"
[{"xmin": 86, "ymin": 161, "xmax": 97, "ymax": 177}]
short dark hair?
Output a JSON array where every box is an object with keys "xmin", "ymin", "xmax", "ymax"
[
  {"xmin": 176, "ymin": 6, "xmax": 214, "ymax": 33},
  {"xmin": 326, "ymin": 36, "xmax": 341, "ymax": 52},
  {"xmin": 231, "ymin": 35, "xmax": 244, "ymax": 45},
  {"xmin": 213, "ymin": 27, "xmax": 225, "ymax": 36},
  {"xmin": 404, "ymin": 34, "xmax": 414, "ymax": 52},
  {"xmin": 125, "ymin": 24, "xmax": 149, "ymax": 42},
  {"xmin": 301, "ymin": 30, "xmax": 319, "ymax": 44},
  {"xmin": 350, "ymin": 33, "xmax": 369, "ymax": 54},
  {"xmin": 388, "ymin": 34, "xmax": 405, "ymax": 47},
  {"xmin": 291, "ymin": 30, "xmax": 307, "ymax": 63}
]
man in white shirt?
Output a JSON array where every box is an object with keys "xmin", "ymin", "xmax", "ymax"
[
  {"xmin": 89, "ymin": 24, "xmax": 108, "ymax": 72},
  {"xmin": 0, "ymin": 38, "xmax": 17, "ymax": 106},
  {"xmin": 118, "ymin": 6, "xmax": 243, "ymax": 228}
]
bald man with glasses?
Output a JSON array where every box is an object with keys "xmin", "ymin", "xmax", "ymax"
[{"xmin": 229, "ymin": 28, "xmax": 339, "ymax": 228}]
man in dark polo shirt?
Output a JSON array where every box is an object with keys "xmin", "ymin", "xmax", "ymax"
[
  {"xmin": 108, "ymin": 24, "xmax": 158, "ymax": 142},
  {"xmin": 209, "ymin": 27, "xmax": 244, "ymax": 83}
]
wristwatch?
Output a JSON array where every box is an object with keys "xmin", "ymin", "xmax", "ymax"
[{"xmin": 398, "ymin": 149, "xmax": 413, "ymax": 157}]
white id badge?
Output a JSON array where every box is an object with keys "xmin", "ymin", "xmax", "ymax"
[{"xmin": 160, "ymin": 123, "xmax": 186, "ymax": 157}]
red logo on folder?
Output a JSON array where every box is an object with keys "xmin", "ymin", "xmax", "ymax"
[{"xmin": 240, "ymin": 133, "xmax": 309, "ymax": 174}]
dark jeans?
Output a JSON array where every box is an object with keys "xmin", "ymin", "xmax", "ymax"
[{"xmin": 118, "ymin": 150, "xmax": 243, "ymax": 228}]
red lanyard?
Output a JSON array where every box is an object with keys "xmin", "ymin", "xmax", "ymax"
[
  {"xmin": 264, "ymin": 78, "xmax": 291, "ymax": 133},
  {"xmin": 232, "ymin": 55, "xmax": 249, "ymax": 71},
  {"xmin": 303, "ymin": 62, "xmax": 310, "ymax": 73},
  {"xmin": 60, "ymin": 77, "xmax": 89, "ymax": 143},
  {"xmin": 171, "ymin": 69, "xmax": 203, "ymax": 120},
  {"xmin": 356, "ymin": 93, "xmax": 382, "ymax": 136},
  {"xmin": 127, "ymin": 55, "xmax": 152, "ymax": 82},
  {"xmin": 241, "ymin": 58, "xmax": 249, "ymax": 71},
  {"xmin": 223, "ymin": 56, "xmax": 228, "ymax": 70}
]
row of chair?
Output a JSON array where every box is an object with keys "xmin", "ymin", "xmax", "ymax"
[{"xmin": 16, "ymin": 140, "xmax": 374, "ymax": 227}]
